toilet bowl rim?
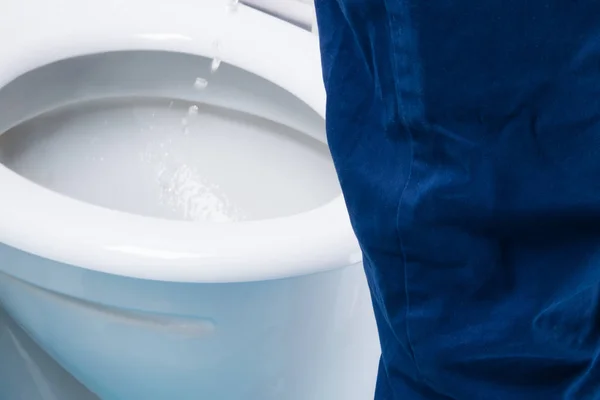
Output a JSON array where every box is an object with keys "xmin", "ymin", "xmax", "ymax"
[{"xmin": 0, "ymin": 0, "xmax": 362, "ymax": 283}]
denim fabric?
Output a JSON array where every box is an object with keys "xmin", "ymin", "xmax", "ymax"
[{"xmin": 314, "ymin": 1, "xmax": 600, "ymax": 399}]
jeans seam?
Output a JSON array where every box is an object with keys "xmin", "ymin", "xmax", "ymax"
[{"xmin": 383, "ymin": 5, "xmax": 422, "ymax": 378}]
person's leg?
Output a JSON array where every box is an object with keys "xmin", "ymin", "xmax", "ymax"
[{"xmin": 316, "ymin": 0, "xmax": 600, "ymax": 398}]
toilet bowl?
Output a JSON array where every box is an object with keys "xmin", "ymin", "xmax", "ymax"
[{"xmin": 0, "ymin": 0, "xmax": 380, "ymax": 399}]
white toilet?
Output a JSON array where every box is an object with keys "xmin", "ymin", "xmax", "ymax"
[
  {"xmin": 0, "ymin": 0, "xmax": 380, "ymax": 399},
  {"xmin": 0, "ymin": 307, "xmax": 99, "ymax": 399}
]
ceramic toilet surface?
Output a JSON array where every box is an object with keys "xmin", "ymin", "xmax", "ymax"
[
  {"xmin": 0, "ymin": 307, "xmax": 99, "ymax": 400},
  {"xmin": 0, "ymin": 1, "xmax": 380, "ymax": 399},
  {"xmin": 0, "ymin": 50, "xmax": 339, "ymax": 223},
  {"xmin": 0, "ymin": 0, "xmax": 361, "ymax": 284}
]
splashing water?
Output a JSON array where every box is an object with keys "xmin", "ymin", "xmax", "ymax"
[
  {"xmin": 194, "ymin": 77, "xmax": 208, "ymax": 90},
  {"xmin": 210, "ymin": 40, "xmax": 222, "ymax": 74},
  {"xmin": 181, "ymin": 117, "xmax": 189, "ymax": 135},
  {"xmin": 210, "ymin": 58, "xmax": 222, "ymax": 74},
  {"xmin": 188, "ymin": 105, "xmax": 199, "ymax": 116},
  {"xmin": 158, "ymin": 163, "xmax": 245, "ymax": 222},
  {"xmin": 227, "ymin": 0, "xmax": 239, "ymax": 13}
]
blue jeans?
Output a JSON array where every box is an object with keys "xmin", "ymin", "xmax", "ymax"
[{"xmin": 315, "ymin": 1, "xmax": 600, "ymax": 398}]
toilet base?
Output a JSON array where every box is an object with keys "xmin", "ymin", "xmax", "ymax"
[{"xmin": 0, "ymin": 306, "xmax": 98, "ymax": 400}]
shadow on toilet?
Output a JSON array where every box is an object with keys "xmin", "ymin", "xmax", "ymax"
[{"xmin": 0, "ymin": 305, "xmax": 98, "ymax": 400}]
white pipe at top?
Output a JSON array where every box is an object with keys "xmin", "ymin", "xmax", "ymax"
[{"xmin": 241, "ymin": 0, "xmax": 316, "ymax": 31}]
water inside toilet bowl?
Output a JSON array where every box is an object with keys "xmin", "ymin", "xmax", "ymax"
[{"xmin": 0, "ymin": 51, "xmax": 340, "ymax": 223}]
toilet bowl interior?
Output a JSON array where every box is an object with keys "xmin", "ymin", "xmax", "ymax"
[{"xmin": 0, "ymin": 51, "xmax": 340, "ymax": 223}]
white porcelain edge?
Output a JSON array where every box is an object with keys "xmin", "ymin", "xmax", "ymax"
[{"xmin": 0, "ymin": 0, "xmax": 361, "ymax": 283}]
